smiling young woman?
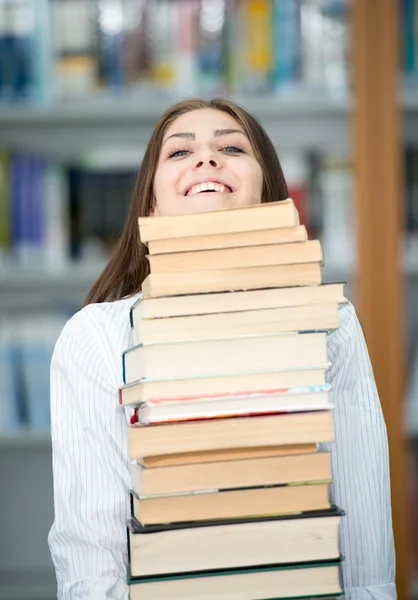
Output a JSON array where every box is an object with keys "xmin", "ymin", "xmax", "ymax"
[
  {"xmin": 83, "ymin": 98, "xmax": 288, "ymax": 305},
  {"xmin": 48, "ymin": 98, "xmax": 395, "ymax": 600}
]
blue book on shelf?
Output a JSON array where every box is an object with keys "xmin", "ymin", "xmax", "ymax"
[
  {"xmin": 28, "ymin": 156, "xmax": 46, "ymax": 256},
  {"xmin": 21, "ymin": 342, "xmax": 52, "ymax": 429},
  {"xmin": 11, "ymin": 155, "xmax": 32, "ymax": 262},
  {"xmin": 8, "ymin": 0, "xmax": 34, "ymax": 102},
  {"xmin": 0, "ymin": 321, "xmax": 22, "ymax": 432},
  {"xmin": 20, "ymin": 322, "xmax": 52, "ymax": 430},
  {"xmin": 272, "ymin": 0, "xmax": 301, "ymax": 91},
  {"xmin": 97, "ymin": 0, "xmax": 125, "ymax": 91},
  {"xmin": 404, "ymin": 0, "xmax": 415, "ymax": 75},
  {"xmin": 20, "ymin": 315, "xmax": 66, "ymax": 430},
  {"xmin": 29, "ymin": 0, "xmax": 52, "ymax": 105}
]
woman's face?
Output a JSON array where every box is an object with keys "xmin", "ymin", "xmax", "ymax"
[{"xmin": 152, "ymin": 108, "xmax": 263, "ymax": 216}]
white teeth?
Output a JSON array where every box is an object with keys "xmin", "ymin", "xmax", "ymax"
[{"xmin": 187, "ymin": 182, "xmax": 229, "ymax": 196}]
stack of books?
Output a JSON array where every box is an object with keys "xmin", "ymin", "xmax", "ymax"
[{"xmin": 120, "ymin": 199, "xmax": 345, "ymax": 600}]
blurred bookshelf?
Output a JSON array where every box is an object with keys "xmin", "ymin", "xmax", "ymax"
[{"xmin": 0, "ymin": 95, "xmax": 350, "ymax": 160}]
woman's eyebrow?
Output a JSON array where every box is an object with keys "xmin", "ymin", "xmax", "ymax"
[
  {"xmin": 163, "ymin": 128, "xmax": 246, "ymax": 145},
  {"xmin": 163, "ymin": 132, "xmax": 195, "ymax": 145},
  {"xmin": 214, "ymin": 128, "xmax": 246, "ymax": 137}
]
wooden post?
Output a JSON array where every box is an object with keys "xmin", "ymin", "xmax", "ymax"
[{"xmin": 351, "ymin": 1, "xmax": 409, "ymax": 598}]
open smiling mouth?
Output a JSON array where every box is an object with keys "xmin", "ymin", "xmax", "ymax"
[{"xmin": 184, "ymin": 182, "xmax": 234, "ymax": 197}]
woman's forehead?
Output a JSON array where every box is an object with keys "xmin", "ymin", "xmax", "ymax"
[{"xmin": 164, "ymin": 108, "xmax": 242, "ymax": 137}]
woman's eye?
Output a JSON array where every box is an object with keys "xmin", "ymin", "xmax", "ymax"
[
  {"xmin": 221, "ymin": 145, "xmax": 244, "ymax": 154},
  {"xmin": 167, "ymin": 149, "xmax": 189, "ymax": 158}
]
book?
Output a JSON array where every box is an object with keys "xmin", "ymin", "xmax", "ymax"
[
  {"xmin": 127, "ymin": 510, "xmax": 341, "ymax": 577},
  {"xmin": 122, "ymin": 331, "xmax": 328, "ymax": 383},
  {"xmin": 127, "ymin": 561, "xmax": 342, "ymax": 599},
  {"xmin": 141, "ymin": 261, "xmax": 322, "ymax": 298},
  {"xmin": 133, "ymin": 384, "xmax": 333, "ymax": 424},
  {"xmin": 119, "ymin": 366, "xmax": 329, "ymax": 407},
  {"xmin": 138, "ymin": 198, "xmax": 299, "ymax": 242},
  {"xmin": 130, "ymin": 282, "xmax": 346, "ymax": 320},
  {"xmin": 147, "ymin": 224, "xmax": 308, "ymax": 255},
  {"xmin": 139, "ymin": 443, "xmax": 319, "ymax": 468},
  {"xmin": 132, "ymin": 302, "xmax": 339, "ymax": 345},
  {"xmin": 127, "ymin": 410, "xmax": 335, "ymax": 458},
  {"xmin": 147, "ymin": 239, "xmax": 323, "ymax": 273},
  {"xmin": 131, "ymin": 450, "xmax": 332, "ymax": 496},
  {"xmin": 132, "ymin": 481, "xmax": 332, "ymax": 525}
]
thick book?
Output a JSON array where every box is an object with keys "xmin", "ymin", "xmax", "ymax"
[
  {"xmin": 133, "ymin": 384, "xmax": 333, "ymax": 424},
  {"xmin": 131, "ymin": 450, "xmax": 332, "ymax": 496},
  {"xmin": 147, "ymin": 239, "xmax": 323, "ymax": 273},
  {"xmin": 139, "ymin": 443, "xmax": 319, "ymax": 468},
  {"xmin": 122, "ymin": 330, "xmax": 328, "ymax": 383},
  {"xmin": 132, "ymin": 481, "xmax": 332, "ymax": 525},
  {"xmin": 138, "ymin": 198, "xmax": 299, "ymax": 242},
  {"xmin": 119, "ymin": 366, "xmax": 329, "ymax": 407},
  {"xmin": 127, "ymin": 410, "xmax": 335, "ymax": 458},
  {"xmin": 127, "ymin": 561, "xmax": 342, "ymax": 600},
  {"xmin": 130, "ymin": 282, "xmax": 346, "ymax": 320},
  {"xmin": 132, "ymin": 302, "xmax": 339, "ymax": 345},
  {"xmin": 141, "ymin": 261, "xmax": 322, "ymax": 298},
  {"xmin": 147, "ymin": 224, "xmax": 308, "ymax": 255},
  {"xmin": 127, "ymin": 508, "xmax": 342, "ymax": 577}
]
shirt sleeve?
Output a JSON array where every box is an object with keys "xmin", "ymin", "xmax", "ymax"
[
  {"xmin": 48, "ymin": 308, "xmax": 131, "ymax": 600},
  {"xmin": 320, "ymin": 303, "xmax": 396, "ymax": 599}
]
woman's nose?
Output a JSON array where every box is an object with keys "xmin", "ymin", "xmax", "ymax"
[{"xmin": 193, "ymin": 148, "xmax": 221, "ymax": 169}]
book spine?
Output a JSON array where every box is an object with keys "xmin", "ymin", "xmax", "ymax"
[
  {"xmin": 97, "ymin": 0, "xmax": 125, "ymax": 92},
  {"xmin": 197, "ymin": 0, "xmax": 226, "ymax": 96},
  {"xmin": 20, "ymin": 315, "xmax": 66, "ymax": 430},
  {"xmin": 405, "ymin": 0, "xmax": 416, "ymax": 76},
  {"xmin": 0, "ymin": 1, "xmax": 11, "ymax": 101},
  {"xmin": 0, "ymin": 150, "xmax": 11, "ymax": 260},
  {"xmin": 148, "ymin": 0, "xmax": 176, "ymax": 93},
  {"xmin": 44, "ymin": 161, "xmax": 70, "ymax": 270},
  {"xmin": 242, "ymin": 0, "xmax": 273, "ymax": 94},
  {"xmin": 9, "ymin": 0, "xmax": 34, "ymax": 102},
  {"xmin": 0, "ymin": 318, "xmax": 21, "ymax": 432},
  {"xmin": 172, "ymin": 0, "xmax": 199, "ymax": 95},
  {"xmin": 52, "ymin": 0, "xmax": 97, "ymax": 99},
  {"xmin": 11, "ymin": 154, "xmax": 28, "ymax": 262},
  {"xmin": 29, "ymin": 0, "xmax": 52, "ymax": 105},
  {"xmin": 272, "ymin": 0, "xmax": 301, "ymax": 93}
]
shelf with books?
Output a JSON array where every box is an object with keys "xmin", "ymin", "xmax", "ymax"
[
  {"xmin": 0, "ymin": 95, "xmax": 350, "ymax": 160},
  {"xmin": 4, "ymin": 88, "xmax": 418, "ymax": 160}
]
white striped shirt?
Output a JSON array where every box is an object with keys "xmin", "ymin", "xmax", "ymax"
[{"xmin": 48, "ymin": 297, "xmax": 396, "ymax": 599}]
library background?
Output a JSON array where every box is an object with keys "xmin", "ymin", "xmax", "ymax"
[{"xmin": 0, "ymin": 0, "xmax": 415, "ymax": 598}]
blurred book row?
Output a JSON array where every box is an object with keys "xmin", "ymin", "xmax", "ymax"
[
  {"xmin": 0, "ymin": 146, "xmax": 357, "ymax": 270},
  {"xmin": 0, "ymin": 149, "xmax": 136, "ymax": 267},
  {"xmin": 0, "ymin": 313, "xmax": 68, "ymax": 433},
  {"xmin": 0, "ymin": 0, "xmax": 349, "ymax": 105}
]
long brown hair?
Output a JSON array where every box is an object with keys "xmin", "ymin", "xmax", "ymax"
[{"xmin": 84, "ymin": 98, "xmax": 289, "ymax": 306}]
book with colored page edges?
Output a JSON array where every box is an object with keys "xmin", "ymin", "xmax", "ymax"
[
  {"xmin": 130, "ymin": 383, "xmax": 334, "ymax": 424},
  {"xmin": 119, "ymin": 197, "xmax": 346, "ymax": 596}
]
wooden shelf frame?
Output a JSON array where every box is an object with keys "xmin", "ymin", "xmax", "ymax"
[{"xmin": 351, "ymin": 1, "xmax": 409, "ymax": 598}]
